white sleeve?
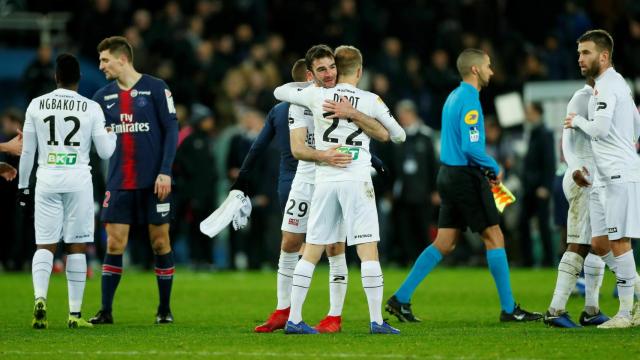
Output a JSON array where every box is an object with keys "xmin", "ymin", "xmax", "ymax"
[
  {"xmin": 371, "ymin": 96, "xmax": 406, "ymax": 143},
  {"xmin": 288, "ymin": 104, "xmax": 310, "ymax": 130},
  {"xmin": 18, "ymin": 107, "xmax": 37, "ymax": 189},
  {"xmin": 572, "ymin": 114, "xmax": 612, "ymax": 139},
  {"xmin": 274, "ymin": 82, "xmax": 316, "ymax": 108},
  {"xmin": 91, "ymin": 103, "xmax": 117, "ymax": 159},
  {"xmin": 561, "ymin": 128, "xmax": 579, "ymax": 171},
  {"xmin": 633, "ymin": 105, "xmax": 640, "ymax": 140}
]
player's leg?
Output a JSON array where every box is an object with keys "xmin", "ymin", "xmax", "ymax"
[
  {"xmin": 91, "ymin": 190, "xmax": 132, "ymax": 324},
  {"xmin": 254, "ymin": 230, "xmax": 303, "ymax": 333},
  {"xmin": 598, "ymin": 183, "xmax": 638, "ymax": 328},
  {"xmin": 285, "ymin": 243, "xmax": 324, "ymax": 334},
  {"xmin": 545, "ymin": 179, "xmax": 591, "ymax": 327},
  {"xmin": 315, "ymin": 241, "xmax": 347, "ymax": 333},
  {"xmin": 31, "ymin": 189, "xmax": 63, "ymax": 329},
  {"xmin": 149, "ymin": 223, "xmax": 174, "ymax": 323},
  {"xmin": 62, "ymin": 188, "xmax": 94, "ymax": 328}
]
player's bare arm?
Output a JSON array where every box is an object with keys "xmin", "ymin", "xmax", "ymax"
[
  {"xmin": 0, "ymin": 161, "xmax": 17, "ymax": 181},
  {"xmin": 290, "ymin": 128, "xmax": 351, "ymax": 167},
  {"xmin": 323, "ymin": 96, "xmax": 390, "ymax": 142},
  {"xmin": 0, "ymin": 130, "xmax": 23, "ymax": 156}
]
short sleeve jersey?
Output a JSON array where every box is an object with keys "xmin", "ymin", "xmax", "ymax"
[{"xmin": 23, "ymin": 88, "xmax": 107, "ymax": 192}]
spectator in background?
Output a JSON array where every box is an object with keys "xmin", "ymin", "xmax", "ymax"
[
  {"xmin": 22, "ymin": 45, "xmax": 56, "ymax": 101},
  {"xmin": 226, "ymin": 109, "xmax": 272, "ymax": 269},
  {"xmin": 390, "ymin": 100, "xmax": 439, "ymax": 265},
  {"xmin": 424, "ymin": 49, "xmax": 458, "ymax": 130},
  {"xmin": 519, "ymin": 102, "xmax": 556, "ymax": 267},
  {"xmin": 174, "ymin": 104, "xmax": 219, "ymax": 269}
]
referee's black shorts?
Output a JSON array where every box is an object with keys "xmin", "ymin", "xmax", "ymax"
[{"xmin": 437, "ymin": 165, "xmax": 500, "ymax": 233}]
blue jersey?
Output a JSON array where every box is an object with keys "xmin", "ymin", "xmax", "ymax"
[
  {"xmin": 238, "ymin": 102, "xmax": 297, "ymax": 184},
  {"xmin": 93, "ymin": 74, "xmax": 178, "ymax": 190},
  {"xmin": 440, "ymin": 82, "xmax": 499, "ymax": 174}
]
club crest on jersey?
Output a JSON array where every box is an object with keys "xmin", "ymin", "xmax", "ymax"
[
  {"xmin": 136, "ymin": 96, "xmax": 148, "ymax": 108},
  {"xmin": 130, "ymin": 89, "xmax": 138, "ymax": 97},
  {"xmin": 464, "ymin": 110, "xmax": 479, "ymax": 125}
]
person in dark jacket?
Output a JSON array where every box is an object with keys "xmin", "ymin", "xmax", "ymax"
[
  {"xmin": 390, "ymin": 100, "xmax": 439, "ymax": 265},
  {"xmin": 519, "ymin": 102, "xmax": 556, "ymax": 266}
]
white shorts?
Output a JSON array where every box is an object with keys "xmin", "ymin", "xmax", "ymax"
[
  {"xmin": 307, "ymin": 181, "xmax": 379, "ymax": 246},
  {"xmin": 281, "ymin": 180, "xmax": 314, "ymax": 234},
  {"xmin": 589, "ymin": 185, "xmax": 607, "ymax": 238},
  {"xmin": 35, "ymin": 186, "xmax": 94, "ymax": 245},
  {"xmin": 604, "ymin": 182, "xmax": 640, "ymax": 240},
  {"xmin": 562, "ymin": 172, "xmax": 590, "ymax": 245}
]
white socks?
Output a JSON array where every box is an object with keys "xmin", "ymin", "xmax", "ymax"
[
  {"xmin": 32, "ymin": 249, "xmax": 54, "ymax": 300},
  {"xmin": 66, "ymin": 254, "xmax": 87, "ymax": 314},
  {"xmin": 289, "ymin": 259, "xmax": 315, "ymax": 324},
  {"xmin": 328, "ymin": 254, "xmax": 348, "ymax": 316},
  {"xmin": 583, "ymin": 253, "xmax": 605, "ymax": 311},
  {"xmin": 614, "ymin": 250, "xmax": 636, "ymax": 318},
  {"xmin": 276, "ymin": 251, "xmax": 298, "ymax": 310},
  {"xmin": 361, "ymin": 261, "xmax": 383, "ymax": 325},
  {"xmin": 549, "ymin": 251, "xmax": 583, "ymax": 313}
]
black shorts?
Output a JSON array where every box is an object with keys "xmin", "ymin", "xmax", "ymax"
[
  {"xmin": 437, "ymin": 165, "xmax": 499, "ymax": 233},
  {"xmin": 100, "ymin": 188, "xmax": 172, "ymax": 225}
]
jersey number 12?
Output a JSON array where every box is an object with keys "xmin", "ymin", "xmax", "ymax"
[{"xmin": 43, "ymin": 115, "xmax": 81, "ymax": 147}]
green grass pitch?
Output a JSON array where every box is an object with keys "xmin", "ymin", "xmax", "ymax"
[{"xmin": 1, "ymin": 266, "xmax": 638, "ymax": 359}]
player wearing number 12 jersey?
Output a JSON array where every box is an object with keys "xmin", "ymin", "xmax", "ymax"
[
  {"xmin": 19, "ymin": 54, "xmax": 117, "ymax": 329},
  {"xmin": 89, "ymin": 36, "xmax": 179, "ymax": 325}
]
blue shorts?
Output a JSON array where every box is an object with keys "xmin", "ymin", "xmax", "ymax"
[
  {"xmin": 278, "ymin": 178, "xmax": 293, "ymax": 213},
  {"xmin": 100, "ymin": 188, "xmax": 172, "ymax": 225}
]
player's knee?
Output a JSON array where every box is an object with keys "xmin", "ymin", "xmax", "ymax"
[
  {"xmin": 281, "ymin": 232, "xmax": 303, "ymax": 253},
  {"xmin": 326, "ymin": 243, "xmax": 345, "ymax": 257},
  {"xmin": 106, "ymin": 235, "xmax": 127, "ymax": 254},
  {"xmin": 590, "ymin": 237, "xmax": 610, "ymax": 256},
  {"xmin": 566, "ymin": 243, "xmax": 590, "ymax": 258},
  {"xmin": 150, "ymin": 236, "xmax": 170, "ymax": 254}
]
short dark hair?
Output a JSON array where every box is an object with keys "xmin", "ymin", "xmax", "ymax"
[
  {"xmin": 97, "ymin": 36, "xmax": 134, "ymax": 62},
  {"xmin": 530, "ymin": 102, "xmax": 544, "ymax": 116},
  {"xmin": 304, "ymin": 44, "xmax": 334, "ymax": 71},
  {"xmin": 291, "ymin": 59, "xmax": 308, "ymax": 82},
  {"xmin": 578, "ymin": 29, "xmax": 614, "ymax": 59},
  {"xmin": 334, "ymin": 45, "xmax": 363, "ymax": 76},
  {"xmin": 55, "ymin": 53, "xmax": 80, "ymax": 86},
  {"xmin": 456, "ymin": 48, "xmax": 486, "ymax": 78}
]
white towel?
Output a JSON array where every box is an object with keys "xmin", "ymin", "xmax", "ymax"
[{"xmin": 200, "ymin": 190, "xmax": 252, "ymax": 238}]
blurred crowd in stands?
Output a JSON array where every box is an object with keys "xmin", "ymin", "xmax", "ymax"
[{"xmin": 2, "ymin": 0, "xmax": 640, "ymax": 271}]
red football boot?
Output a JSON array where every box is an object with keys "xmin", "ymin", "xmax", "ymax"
[
  {"xmin": 314, "ymin": 315, "xmax": 342, "ymax": 333},
  {"xmin": 254, "ymin": 307, "xmax": 290, "ymax": 333}
]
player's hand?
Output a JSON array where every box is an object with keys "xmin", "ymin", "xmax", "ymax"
[
  {"xmin": 572, "ymin": 166, "xmax": 591, "ymax": 187},
  {"xmin": 323, "ymin": 96, "xmax": 356, "ymax": 119},
  {"xmin": 0, "ymin": 162, "xmax": 16, "ymax": 181},
  {"xmin": 564, "ymin": 113, "xmax": 576, "ymax": 129},
  {"xmin": 321, "ymin": 145, "xmax": 352, "ymax": 168},
  {"xmin": 3, "ymin": 131, "xmax": 23, "ymax": 156},
  {"xmin": 484, "ymin": 169, "xmax": 501, "ymax": 186},
  {"xmin": 155, "ymin": 174, "xmax": 172, "ymax": 201},
  {"xmin": 17, "ymin": 187, "xmax": 33, "ymax": 208}
]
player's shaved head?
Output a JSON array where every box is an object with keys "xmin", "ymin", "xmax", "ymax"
[
  {"xmin": 456, "ymin": 49, "xmax": 486, "ymax": 78},
  {"xmin": 578, "ymin": 29, "xmax": 614, "ymax": 60},
  {"xmin": 97, "ymin": 36, "xmax": 134, "ymax": 63},
  {"xmin": 305, "ymin": 44, "xmax": 334, "ymax": 71},
  {"xmin": 334, "ymin": 45, "xmax": 363, "ymax": 76},
  {"xmin": 291, "ymin": 59, "xmax": 308, "ymax": 82},
  {"xmin": 55, "ymin": 53, "xmax": 80, "ymax": 87}
]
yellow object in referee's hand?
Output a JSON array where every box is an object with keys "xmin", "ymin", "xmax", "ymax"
[{"xmin": 491, "ymin": 183, "xmax": 516, "ymax": 213}]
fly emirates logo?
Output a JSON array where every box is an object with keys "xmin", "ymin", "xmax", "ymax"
[{"xmin": 113, "ymin": 113, "xmax": 150, "ymax": 134}]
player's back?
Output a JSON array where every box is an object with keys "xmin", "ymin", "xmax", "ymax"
[
  {"xmin": 307, "ymin": 83, "xmax": 383, "ymax": 182},
  {"xmin": 590, "ymin": 68, "xmax": 640, "ymax": 182},
  {"xmin": 25, "ymin": 88, "xmax": 104, "ymax": 192}
]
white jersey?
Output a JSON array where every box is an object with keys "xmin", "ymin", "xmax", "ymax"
[
  {"xmin": 583, "ymin": 68, "xmax": 640, "ymax": 184},
  {"xmin": 275, "ymin": 82, "xmax": 404, "ymax": 182},
  {"xmin": 288, "ymin": 102, "xmax": 316, "ymax": 184},
  {"xmin": 563, "ymin": 85, "xmax": 597, "ymax": 183},
  {"xmin": 20, "ymin": 88, "xmax": 116, "ymax": 192}
]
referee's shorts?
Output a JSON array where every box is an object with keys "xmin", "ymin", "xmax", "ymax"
[{"xmin": 436, "ymin": 165, "xmax": 499, "ymax": 233}]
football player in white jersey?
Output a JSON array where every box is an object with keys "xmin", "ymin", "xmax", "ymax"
[
  {"xmin": 544, "ymin": 78, "xmax": 613, "ymax": 327},
  {"xmin": 565, "ymin": 29, "xmax": 640, "ymax": 328},
  {"xmin": 18, "ymin": 54, "xmax": 116, "ymax": 329},
  {"xmin": 274, "ymin": 45, "xmax": 406, "ymax": 334}
]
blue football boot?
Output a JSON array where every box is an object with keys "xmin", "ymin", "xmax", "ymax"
[
  {"xmin": 543, "ymin": 311, "xmax": 581, "ymax": 328},
  {"xmin": 284, "ymin": 320, "xmax": 319, "ymax": 334},
  {"xmin": 370, "ymin": 321, "xmax": 400, "ymax": 334}
]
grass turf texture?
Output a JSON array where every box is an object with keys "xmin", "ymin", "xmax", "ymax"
[{"xmin": 1, "ymin": 267, "xmax": 638, "ymax": 359}]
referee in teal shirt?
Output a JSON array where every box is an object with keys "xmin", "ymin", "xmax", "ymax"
[{"xmin": 386, "ymin": 49, "xmax": 542, "ymax": 323}]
